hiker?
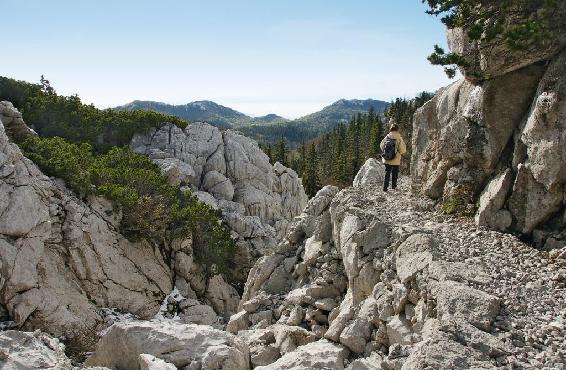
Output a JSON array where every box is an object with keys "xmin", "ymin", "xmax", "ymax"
[{"xmin": 380, "ymin": 121, "xmax": 407, "ymax": 192}]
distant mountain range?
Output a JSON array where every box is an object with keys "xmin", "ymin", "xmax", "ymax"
[{"xmin": 115, "ymin": 98, "xmax": 389, "ymax": 144}]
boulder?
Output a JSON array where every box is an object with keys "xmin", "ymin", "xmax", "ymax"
[
  {"xmin": 339, "ymin": 318, "xmax": 371, "ymax": 353},
  {"xmin": 178, "ymin": 299, "xmax": 221, "ymax": 327},
  {"xmin": 433, "ymin": 280, "xmax": 500, "ymax": 332},
  {"xmin": 386, "ymin": 315, "xmax": 414, "ymax": 345},
  {"xmin": 271, "ymin": 324, "xmax": 317, "ymax": 354},
  {"xmin": 346, "ymin": 353, "xmax": 385, "ymax": 370},
  {"xmin": 85, "ymin": 321, "xmax": 249, "ymax": 370},
  {"xmin": 395, "ymin": 234, "xmax": 436, "ymax": 283},
  {"xmin": 353, "ymin": 158, "xmax": 385, "ymax": 188},
  {"xmin": 0, "ymin": 330, "xmax": 73, "ymax": 369},
  {"xmin": 255, "ymin": 339, "xmax": 349, "ymax": 370},
  {"xmin": 138, "ymin": 354, "xmax": 177, "ymax": 370},
  {"xmin": 227, "ymin": 310, "xmax": 250, "ymax": 334},
  {"xmin": 205, "ymin": 275, "xmax": 240, "ymax": 319},
  {"xmin": 475, "ymin": 169, "xmax": 513, "ymax": 231}
]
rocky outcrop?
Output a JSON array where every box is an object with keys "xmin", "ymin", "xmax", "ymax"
[
  {"xmin": 86, "ymin": 320, "xmax": 249, "ymax": 370},
  {"xmin": 412, "ymin": 23, "xmax": 566, "ymax": 248},
  {"xmin": 131, "ymin": 122, "xmax": 308, "ymax": 285},
  {"xmin": 227, "ymin": 177, "xmax": 565, "ymax": 369},
  {"xmin": 445, "ymin": 2, "xmax": 566, "ymax": 81},
  {"xmin": 0, "ymin": 330, "xmax": 74, "ymax": 369},
  {"xmin": 353, "ymin": 158, "xmax": 385, "ymax": 188},
  {"xmin": 0, "ymin": 112, "xmax": 173, "ymax": 350}
]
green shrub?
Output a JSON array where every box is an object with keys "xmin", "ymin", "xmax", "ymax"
[
  {"xmin": 20, "ymin": 136, "xmax": 94, "ymax": 195},
  {"xmin": 20, "ymin": 136, "xmax": 236, "ymax": 276}
]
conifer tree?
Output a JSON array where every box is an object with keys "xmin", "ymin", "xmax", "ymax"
[
  {"xmin": 274, "ymin": 137, "xmax": 288, "ymax": 166},
  {"xmin": 303, "ymin": 143, "xmax": 321, "ymax": 197}
]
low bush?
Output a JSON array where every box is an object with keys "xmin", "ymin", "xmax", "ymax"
[{"xmin": 20, "ymin": 135, "xmax": 236, "ymax": 276}]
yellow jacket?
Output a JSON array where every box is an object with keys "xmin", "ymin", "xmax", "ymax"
[{"xmin": 380, "ymin": 131, "xmax": 407, "ymax": 166}]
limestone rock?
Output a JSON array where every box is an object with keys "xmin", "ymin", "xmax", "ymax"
[
  {"xmin": 0, "ymin": 101, "xmax": 36, "ymax": 140},
  {"xmin": 202, "ymin": 170, "xmax": 234, "ymax": 200},
  {"xmin": 138, "ymin": 354, "xmax": 177, "ymax": 370},
  {"xmin": 395, "ymin": 234, "xmax": 436, "ymax": 283},
  {"xmin": 339, "ymin": 317, "xmax": 371, "ymax": 353},
  {"xmin": 433, "ymin": 280, "xmax": 500, "ymax": 331},
  {"xmin": 226, "ymin": 310, "xmax": 250, "ymax": 334},
  {"xmin": 445, "ymin": 4, "xmax": 566, "ymax": 81},
  {"xmin": 475, "ymin": 169, "xmax": 513, "ymax": 231},
  {"xmin": 85, "ymin": 320, "xmax": 249, "ymax": 370},
  {"xmin": 412, "ymin": 29, "xmax": 566, "ymax": 242},
  {"xmin": 386, "ymin": 315, "xmax": 414, "ymax": 345},
  {"xmin": 206, "ymin": 275, "xmax": 240, "ymax": 319},
  {"xmin": 0, "ymin": 117, "xmax": 171, "ymax": 349},
  {"xmin": 507, "ymin": 164, "xmax": 563, "ymax": 234},
  {"xmin": 346, "ymin": 352, "xmax": 385, "ymax": 370},
  {"xmin": 401, "ymin": 332, "xmax": 489, "ymax": 370},
  {"xmin": 353, "ymin": 158, "xmax": 385, "ymax": 188},
  {"xmin": 255, "ymin": 339, "xmax": 349, "ymax": 370},
  {"xmin": 0, "ymin": 330, "xmax": 73, "ymax": 370},
  {"xmin": 154, "ymin": 158, "xmax": 196, "ymax": 186},
  {"xmin": 131, "ymin": 122, "xmax": 307, "ymax": 287}
]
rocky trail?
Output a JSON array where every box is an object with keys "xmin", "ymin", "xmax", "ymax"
[
  {"xmin": 354, "ymin": 176, "xmax": 566, "ymax": 368},
  {"xmin": 217, "ymin": 160, "xmax": 565, "ymax": 370}
]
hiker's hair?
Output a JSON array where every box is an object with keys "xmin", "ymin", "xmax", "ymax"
[{"xmin": 390, "ymin": 124, "xmax": 399, "ymax": 132}]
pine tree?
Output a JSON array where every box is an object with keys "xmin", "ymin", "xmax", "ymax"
[
  {"xmin": 303, "ymin": 143, "xmax": 321, "ymax": 197},
  {"xmin": 274, "ymin": 138, "xmax": 288, "ymax": 167}
]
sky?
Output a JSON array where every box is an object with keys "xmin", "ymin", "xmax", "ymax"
[{"xmin": 3, "ymin": 0, "xmax": 452, "ymax": 118}]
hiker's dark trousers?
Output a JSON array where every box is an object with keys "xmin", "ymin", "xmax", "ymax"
[{"xmin": 383, "ymin": 164, "xmax": 399, "ymax": 191}]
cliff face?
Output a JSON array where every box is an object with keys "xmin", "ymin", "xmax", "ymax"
[
  {"xmin": 411, "ymin": 27, "xmax": 566, "ymax": 248},
  {"xmin": 130, "ymin": 122, "xmax": 308, "ymax": 286},
  {"xmin": 0, "ymin": 105, "xmax": 172, "ymax": 349}
]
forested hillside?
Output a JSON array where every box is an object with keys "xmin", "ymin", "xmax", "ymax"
[
  {"xmin": 116, "ymin": 98, "xmax": 388, "ymax": 146},
  {"xmin": 263, "ymin": 92, "xmax": 433, "ymax": 196}
]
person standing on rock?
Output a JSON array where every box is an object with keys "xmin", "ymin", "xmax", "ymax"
[{"xmin": 380, "ymin": 121, "xmax": 406, "ymax": 192}]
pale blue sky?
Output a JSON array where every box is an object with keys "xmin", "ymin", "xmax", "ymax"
[{"xmin": 3, "ymin": 0, "xmax": 452, "ymax": 118}]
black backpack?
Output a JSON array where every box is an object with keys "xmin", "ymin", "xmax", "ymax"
[{"xmin": 382, "ymin": 137, "xmax": 397, "ymax": 161}]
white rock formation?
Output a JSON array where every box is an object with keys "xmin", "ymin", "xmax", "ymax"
[
  {"xmin": 131, "ymin": 122, "xmax": 308, "ymax": 284},
  {"xmin": 86, "ymin": 320, "xmax": 249, "ymax": 370},
  {"xmin": 138, "ymin": 354, "xmax": 177, "ymax": 370},
  {"xmin": 411, "ymin": 16, "xmax": 566, "ymax": 248},
  {"xmin": 0, "ymin": 111, "xmax": 172, "ymax": 349},
  {"xmin": 353, "ymin": 158, "xmax": 385, "ymax": 188},
  {"xmin": 254, "ymin": 339, "xmax": 349, "ymax": 370},
  {"xmin": 0, "ymin": 330, "xmax": 73, "ymax": 369}
]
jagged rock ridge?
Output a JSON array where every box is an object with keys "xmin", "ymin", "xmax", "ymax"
[
  {"xmin": 130, "ymin": 122, "xmax": 308, "ymax": 287},
  {"xmin": 223, "ymin": 171, "xmax": 565, "ymax": 369}
]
